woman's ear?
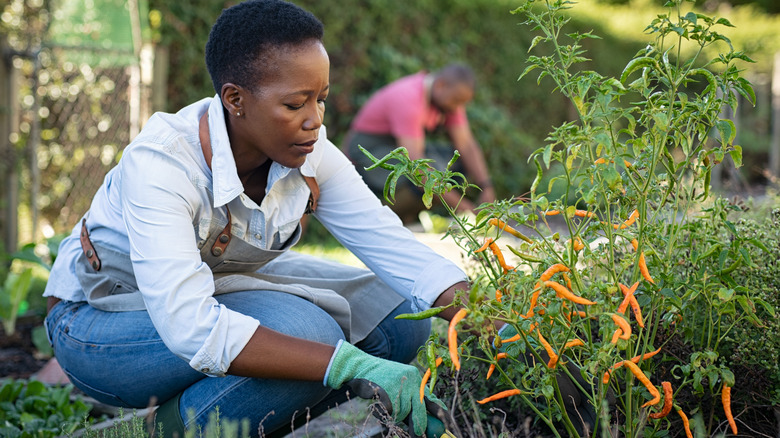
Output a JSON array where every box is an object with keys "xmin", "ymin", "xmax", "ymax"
[{"xmin": 220, "ymin": 83, "xmax": 243, "ymax": 118}]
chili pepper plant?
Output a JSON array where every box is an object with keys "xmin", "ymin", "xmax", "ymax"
[{"xmin": 362, "ymin": 0, "xmax": 774, "ymax": 436}]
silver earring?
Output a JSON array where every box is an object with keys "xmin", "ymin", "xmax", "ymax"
[{"xmin": 236, "ymin": 111, "xmax": 241, "ymax": 117}]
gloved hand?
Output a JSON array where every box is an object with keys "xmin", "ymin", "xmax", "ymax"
[{"xmin": 325, "ymin": 341, "xmax": 445, "ymax": 436}]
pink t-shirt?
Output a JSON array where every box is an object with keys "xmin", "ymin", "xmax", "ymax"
[{"xmin": 350, "ymin": 72, "xmax": 468, "ymax": 140}]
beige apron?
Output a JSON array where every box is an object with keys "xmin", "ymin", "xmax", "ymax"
[{"xmin": 73, "ymin": 112, "xmax": 405, "ymax": 342}]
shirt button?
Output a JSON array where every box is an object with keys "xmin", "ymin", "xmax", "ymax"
[
  {"xmin": 201, "ymin": 367, "xmax": 210, "ymax": 373},
  {"xmin": 255, "ymin": 234, "xmax": 261, "ymax": 239}
]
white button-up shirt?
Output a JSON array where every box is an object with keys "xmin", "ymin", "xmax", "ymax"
[{"xmin": 44, "ymin": 96, "xmax": 467, "ymax": 376}]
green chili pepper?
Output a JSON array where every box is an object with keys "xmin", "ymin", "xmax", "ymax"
[
  {"xmin": 395, "ymin": 307, "xmax": 446, "ymax": 320},
  {"xmin": 361, "ymin": 146, "xmax": 406, "ymax": 171},
  {"xmin": 530, "ymin": 157, "xmax": 543, "ymax": 197},
  {"xmin": 700, "ymin": 166, "xmax": 711, "ymax": 201},
  {"xmin": 426, "ymin": 342, "xmax": 439, "ymax": 390},
  {"xmin": 719, "ymin": 258, "xmax": 742, "ymax": 275},
  {"xmin": 696, "ymin": 243, "xmax": 722, "ymax": 263},
  {"xmin": 507, "ymin": 245, "xmax": 544, "ymax": 263}
]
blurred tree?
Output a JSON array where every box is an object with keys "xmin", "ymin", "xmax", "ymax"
[{"xmin": 597, "ymin": 0, "xmax": 780, "ymax": 14}]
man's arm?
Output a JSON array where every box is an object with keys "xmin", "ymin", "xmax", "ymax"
[{"xmin": 448, "ymin": 124, "xmax": 495, "ymax": 205}]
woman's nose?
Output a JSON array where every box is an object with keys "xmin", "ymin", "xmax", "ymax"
[{"xmin": 303, "ymin": 105, "xmax": 324, "ymax": 131}]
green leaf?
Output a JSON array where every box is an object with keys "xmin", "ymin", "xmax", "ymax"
[
  {"xmin": 541, "ymin": 384, "xmax": 555, "ymax": 399},
  {"xmin": 717, "ymin": 288, "xmax": 734, "ymax": 302},
  {"xmin": 754, "ymin": 298, "xmax": 777, "ymax": 317},
  {"xmin": 543, "ymin": 144, "xmax": 553, "ymax": 168},
  {"xmin": 716, "ymin": 119, "xmax": 736, "ymax": 146},
  {"xmin": 735, "ymin": 77, "xmax": 756, "ymax": 105},
  {"xmin": 746, "ymin": 238, "xmax": 770, "ymax": 254},
  {"xmin": 735, "ymin": 296, "xmax": 762, "ymax": 327},
  {"xmin": 729, "ymin": 145, "xmax": 742, "ymax": 167},
  {"xmin": 721, "ymin": 369, "xmax": 735, "ymax": 386}
]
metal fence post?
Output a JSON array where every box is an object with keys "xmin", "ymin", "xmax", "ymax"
[
  {"xmin": 1, "ymin": 34, "xmax": 19, "ymax": 254},
  {"xmin": 770, "ymin": 51, "xmax": 780, "ymax": 180}
]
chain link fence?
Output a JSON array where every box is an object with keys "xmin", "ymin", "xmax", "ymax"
[
  {"xmin": 11, "ymin": 47, "xmax": 138, "ymax": 241},
  {"xmin": 2, "ymin": 0, "xmax": 155, "ymax": 248}
]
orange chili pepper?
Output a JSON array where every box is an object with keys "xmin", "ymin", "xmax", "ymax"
[
  {"xmin": 649, "ymin": 381, "xmax": 673, "ymax": 419},
  {"xmin": 574, "ymin": 209, "xmax": 596, "ymax": 218},
  {"xmin": 722, "ymin": 384, "xmax": 738, "ymax": 435},
  {"xmin": 477, "ymin": 389, "xmax": 522, "ymax": 404},
  {"xmin": 488, "ymin": 218, "xmax": 533, "ymax": 243},
  {"xmin": 677, "ymin": 409, "xmax": 693, "ymax": 438},
  {"xmin": 544, "ymin": 280, "xmax": 596, "ymax": 305},
  {"xmin": 562, "ymin": 272, "xmax": 573, "ymax": 291},
  {"xmin": 525, "ymin": 286, "xmax": 541, "ymax": 318},
  {"xmin": 486, "ymin": 352, "xmax": 508, "ymax": 380},
  {"xmin": 618, "ymin": 282, "xmax": 645, "ymax": 328},
  {"xmin": 540, "ymin": 263, "xmax": 570, "ymax": 282},
  {"xmin": 475, "ymin": 238, "xmax": 493, "ymax": 253},
  {"xmin": 544, "ymin": 210, "xmax": 561, "ymax": 216},
  {"xmin": 611, "ymin": 314, "xmax": 632, "ymax": 341},
  {"xmin": 631, "ymin": 239, "xmax": 655, "ymax": 284},
  {"xmin": 624, "ymin": 159, "xmax": 633, "ymax": 168},
  {"xmin": 610, "ymin": 328, "xmax": 623, "ymax": 344},
  {"xmin": 564, "ymin": 339, "xmax": 585, "ymax": 349},
  {"xmin": 594, "ymin": 157, "xmax": 608, "ymax": 165},
  {"xmin": 537, "ymin": 332, "xmax": 559, "ymax": 368},
  {"xmin": 500, "ymin": 333, "xmax": 521, "ymax": 345},
  {"xmin": 603, "ymin": 347, "xmax": 662, "ymax": 384},
  {"xmin": 614, "ymin": 209, "xmax": 640, "ymax": 229},
  {"xmin": 488, "ymin": 241, "xmax": 515, "ymax": 273},
  {"xmin": 448, "ymin": 309, "xmax": 468, "ymax": 371},
  {"xmin": 495, "ymin": 289, "xmax": 503, "ymax": 302},
  {"xmin": 638, "ymin": 253, "xmax": 654, "ymax": 284},
  {"xmin": 420, "ymin": 357, "xmax": 443, "ymax": 403},
  {"xmin": 571, "ymin": 237, "xmax": 585, "ymax": 251},
  {"xmin": 622, "ymin": 360, "xmax": 661, "ymax": 407}
]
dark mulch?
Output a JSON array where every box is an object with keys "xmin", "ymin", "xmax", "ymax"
[{"xmin": 0, "ymin": 315, "xmax": 48, "ymax": 379}]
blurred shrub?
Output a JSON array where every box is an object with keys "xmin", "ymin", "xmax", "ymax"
[{"xmin": 150, "ymin": 0, "xmax": 649, "ymax": 199}]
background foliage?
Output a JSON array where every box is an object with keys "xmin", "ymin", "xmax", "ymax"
[{"xmin": 150, "ymin": 0, "xmax": 780, "ymax": 202}]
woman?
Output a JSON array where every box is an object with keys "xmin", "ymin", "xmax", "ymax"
[{"xmin": 43, "ymin": 1, "xmax": 468, "ymax": 436}]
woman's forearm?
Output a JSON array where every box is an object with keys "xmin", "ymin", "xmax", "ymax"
[{"xmin": 227, "ymin": 325, "xmax": 336, "ymax": 381}]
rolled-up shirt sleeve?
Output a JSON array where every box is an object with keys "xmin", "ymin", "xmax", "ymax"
[
  {"xmin": 311, "ymin": 140, "xmax": 468, "ymax": 312},
  {"xmin": 120, "ymin": 141, "xmax": 258, "ymax": 377}
]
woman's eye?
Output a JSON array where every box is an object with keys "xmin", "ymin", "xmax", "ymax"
[{"xmin": 285, "ymin": 103, "xmax": 305, "ymax": 110}]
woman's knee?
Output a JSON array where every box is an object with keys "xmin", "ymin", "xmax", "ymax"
[
  {"xmin": 357, "ymin": 300, "xmax": 431, "ymax": 363},
  {"xmin": 215, "ymin": 291, "xmax": 345, "ymax": 346}
]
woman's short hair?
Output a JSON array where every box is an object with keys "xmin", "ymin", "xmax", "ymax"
[{"xmin": 205, "ymin": 0, "xmax": 324, "ymax": 94}]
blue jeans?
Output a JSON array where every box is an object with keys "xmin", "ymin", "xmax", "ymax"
[{"xmin": 45, "ymin": 291, "xmax": 431, "ymax": 436}]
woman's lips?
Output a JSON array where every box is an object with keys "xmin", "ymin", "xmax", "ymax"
[{"xmin": 294, "ymin": 139, "xmax": 317, "ymax": 154}]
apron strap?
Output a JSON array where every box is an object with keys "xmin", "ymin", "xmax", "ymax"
[{"xmin": 80, "ymin": 218, "xmax": 101, "ymax": 271}]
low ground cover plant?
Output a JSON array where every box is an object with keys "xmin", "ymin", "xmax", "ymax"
[{"xmin": 367, "ymin": 0, "xmax": 777, "ymax": 436}]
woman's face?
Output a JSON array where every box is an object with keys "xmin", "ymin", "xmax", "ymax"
[{"xmin": 226, "ymin": 40, "xmax": 330, "ymax": 170}]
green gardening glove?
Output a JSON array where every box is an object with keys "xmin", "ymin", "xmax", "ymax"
[{"xmin": 326, "ymin": 341, "xmax": 445, "ymax": 436}]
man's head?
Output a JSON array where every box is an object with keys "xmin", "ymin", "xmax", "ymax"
[
  {"xmin": 205, "ymin": 0, "xmax": 324, "ymax": 95},
  {"xmin": 430, "ymin": 63, "xmax": 475, "ymax": 114}
]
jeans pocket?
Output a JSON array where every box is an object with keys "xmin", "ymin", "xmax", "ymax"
[{"xmin": 61, "ymin": 368, "xmax": 132, "ymax": 408}]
